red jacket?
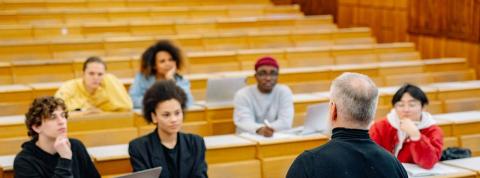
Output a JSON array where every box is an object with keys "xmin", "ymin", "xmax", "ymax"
[{"xmin": 370, "ymin": 118, "xmax": 444, "ymax": 169}]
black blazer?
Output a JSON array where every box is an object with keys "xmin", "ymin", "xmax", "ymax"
[{"xmin": 128, "ymin": 130, "xmax": 208, "ymax": 178}]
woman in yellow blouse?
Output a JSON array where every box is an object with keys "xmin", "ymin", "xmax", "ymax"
[{"xmin": 55, "ymin": 56, "xmax": 133, "ymax": 112}]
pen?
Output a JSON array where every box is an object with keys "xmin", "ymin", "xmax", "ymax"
[{"xmin": 264, "ymin": 120, "xmax": 272, "ymax": 127}]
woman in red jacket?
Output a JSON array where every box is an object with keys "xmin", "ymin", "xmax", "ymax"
[{"xmin": 370, "ymin": 83, "xmax": 443, "ymax": 169}]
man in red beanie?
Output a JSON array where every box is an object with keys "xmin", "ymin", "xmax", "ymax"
[{"xmin": 233, "ymin": 56, "xmax": 294, "ymax": 137}]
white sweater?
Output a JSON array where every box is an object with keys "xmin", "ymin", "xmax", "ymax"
[{"xmin": 233, "ymin": 84, "xmax": 294, "ymax": 134}]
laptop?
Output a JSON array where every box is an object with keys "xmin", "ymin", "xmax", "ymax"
[
  {"xmin": 205, "ymin": 76, "xmax": 247, "ymax": 106},
  {"xmin": 115, "ymin": 167, "xmax": 162, "ymax": 178},
  {"xmin": 300, "ymin": 103, "xmax": 330, "ymax": 135},
  {"xmin": 281, "ymin": 103, "xmax": 330, "ymax": 135}
]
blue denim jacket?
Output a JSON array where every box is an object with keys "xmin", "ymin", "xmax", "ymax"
[{"xmin": 129, "ymin": 72, "xmax": 194, "ymax": 109}]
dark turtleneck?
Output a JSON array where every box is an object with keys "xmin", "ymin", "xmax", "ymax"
[
  {"xmin": 331, "ymin": 127, "xmax": 371, "ymax": 140},
  {"xmin": 287, "ymin": 127, "xmax": 408, "ymax": 178}
]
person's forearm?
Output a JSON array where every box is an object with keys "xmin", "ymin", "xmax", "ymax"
[{"xmin": 52, "ymin": 158, "xmax": 73, "ymax": 178}]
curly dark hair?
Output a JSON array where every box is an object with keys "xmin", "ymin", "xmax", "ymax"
[
  {"xmin": 140, "ymin": 40, "xmax": 184, "ymax": 78},
  {"xmin": 142, "ymin": 80, "xmax": 187, "ymax": 124},
  {"xmin": 25, "ymin": 96, "xmax": 68, "ymax": 139}
]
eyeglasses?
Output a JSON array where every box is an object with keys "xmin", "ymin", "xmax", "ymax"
[
  {"xmin": 394, "ymin": 102, "xmax": 422, "ymax": 109},
  {"xmin": 256, "ymin": 71, "xmax": 279, "ymax": 78}
]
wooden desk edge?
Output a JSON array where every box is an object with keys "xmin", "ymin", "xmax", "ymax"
[
  {"xmin": 206, "ymin": 142, "xmax": 256, "ymax": 150},
  {"xmin": 93, "ymin": 155, "xmax": 130, "ymax": 162}
]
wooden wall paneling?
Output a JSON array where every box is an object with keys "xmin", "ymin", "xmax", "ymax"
[
  {"xmin": 444, "ymin": 39, "xmax": 466, "ymax": 58},
  {"xmin": 375, "ymin": 0, "xmax": 394, "ymax": 8},
  {"xmin": 355, "ymin": 6, "xmax": 375, "ymax": 27},
  {"xmin": 445, "ymin": 0, "xmax": 475, "ymax": 41},
  {"xmin": 393, "ymin": 10, "xmax": 408, "ymax": 42},
  {"xmin": 466, "ymin": 42, "xmax": 480, "ymax": 76},
  {"xmin": 338, "ymin": 0, "xmax": 358, "ymax": 5},
  {"xmin": 395, "ymin": 0, "xmax": 409, "ymax": 9},
  {"xmin": 356, "ymin": 0, "xmax": 371, "ymax": 6},
  {"xmin": 337, "ymin": 4, "xmax": 355, "ymax": 27},
  {"xmin": 407, "ymin": 0, "xmax": 448, "ymax": 36},
  {"xmin": 334, "ymin": 0, "xmax": 480, "ymax": 78},
  {"xmin": 475, "ymin": 0, "xmax": 480, "ymax": 42}
]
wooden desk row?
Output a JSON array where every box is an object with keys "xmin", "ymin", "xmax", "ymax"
[
  {"xmin": 0, "ymin": 42, "xmax": 422, "ymax": 86},
  {"xmin": 0, "ymin": 85, "xmax": 477, "ymax": 147},
  {"xmin": 0, "ymin": 0, "xmax": 272, "ymax": 11},
  {"xmin": 0, "ymin": 27, "xmax": 373, "ymax": 62},
  {"xmin": 2, "ymin": 135, "xmax": 480, "ymax": 178},
  {"xmin": 0, "ymin": 55, "xmax": 458, "ymax": 101},
  {"xmin": 435, "ymin": 111, "xmax": 480, "ymax": 156},
  {"xmin": 0, "ymin": 15, "xmax": 334, "ymax": 41},
  {"xmin": 0, "ymin": 133, "xmax": 329, "ymax": 178},
  {"xmin": 0, "ymin": 43, "xmax": 416, "ymax": 88},
  {"xmin": 0, "ymin": 4, "xmax": 301, "ymax": 25},
  {"xmin": 147, "ymin": 58, "xmax": 474, "ymax": 100},
  {"xmin": 184, "ymin": 41, "xmax": 415, "ymax": 74},
  {"xmin": 0, "ymin": 58, "xmax": 474, "ymax": 117},
  {"xmin": 1, "ymin": 81, "xmax": 480, "ymax": 139},
  {"xmin": 0, "ymin": 56, "xmax": 468, "ymax": 100}
]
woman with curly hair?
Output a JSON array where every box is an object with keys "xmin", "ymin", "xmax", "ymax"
[
  {"xmin": 128, "ymin": 80, "xmax": 207, "ymax": 178},
  {"xmin": 129, "ymin": 40, "xmax": 194, "ymax": 109},
  {"xmin": 13, "ymin": 96, "xmax": 100, "ymax": 178}
]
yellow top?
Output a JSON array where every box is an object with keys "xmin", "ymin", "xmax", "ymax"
[{"xmin": 55, "ymin": 74, "xmax": 133, "ymax": 112}]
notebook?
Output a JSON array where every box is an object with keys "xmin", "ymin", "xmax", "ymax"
[{"xmin": 402, "ymin": 163, "xmax": 459, "ymax": 177}]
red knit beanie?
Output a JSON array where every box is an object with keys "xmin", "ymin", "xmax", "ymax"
[{"xmin": 254, "ymin": 56, "xmax": 279, "ymax": 71}]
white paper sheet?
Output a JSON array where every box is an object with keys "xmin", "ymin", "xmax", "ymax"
[{"xmin": 402, "ymin": 163, "xmax": 460, "ymax": 177}]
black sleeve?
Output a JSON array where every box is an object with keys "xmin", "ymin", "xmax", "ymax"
[
  {"xmin": 14, "ymin": 156, "xmax": 72, "ymax": 178},
  {"xmin": 14, "ymin": 156, "xmax": 44, "ymax": 178},
  {"xmin": 128, "ymin": 141, "xmax": 149, "ymax": 172},
  {"xmin": 286, "ymin": 153, "xmax": 309, "ymax": 178},
  {"xmin": 192, "ymin": 137, "xmax": 208, "ymax": 178},
  {"xmin": 53, "ymin": 158, "xmax": 74, "ymax": 178},
  {"xmin": 75, "ymin": 140, "xmax": 101, "ymax": 178},
  {"xmin": 396, "ymin": 159, "xmax": 409, "ymax": 178}
]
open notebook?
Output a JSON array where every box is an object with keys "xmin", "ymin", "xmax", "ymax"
[{"xmin": 402, "ymin": 163, "xmax": 460, "ymax": 177}]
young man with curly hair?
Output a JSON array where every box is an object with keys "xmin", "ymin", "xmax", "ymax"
[{"xmin": 13, "ymin": 96, "xmax": 100, "ymax": 178}]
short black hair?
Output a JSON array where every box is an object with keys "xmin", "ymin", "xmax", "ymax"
[
  {"xmin": 140, "ymin": 40, "xmax": 183, "ymax": 78},
  {"xmin": 142, "ymin": 80, "xmax": 188, "ymax": 124},
  {"xmin": 83, "ymin": 56, "xmax": 107, "ymax": 71},
  {"xmin": 391, "ymin": 83, "xmax": 429, "ymax": 107}
]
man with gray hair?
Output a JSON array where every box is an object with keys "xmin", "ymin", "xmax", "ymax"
[{"xmin": 287, "ymin": 72, "xmax": 407, "ymax": 178}]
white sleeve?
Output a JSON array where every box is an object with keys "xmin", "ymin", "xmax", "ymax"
[
  {"xmin": 270, "ymin": 86, "xmax": 294, "ymax": 131},
  {"xmin": 233, "ymin": 89, "xmax": 264, "ymax": 133}
]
